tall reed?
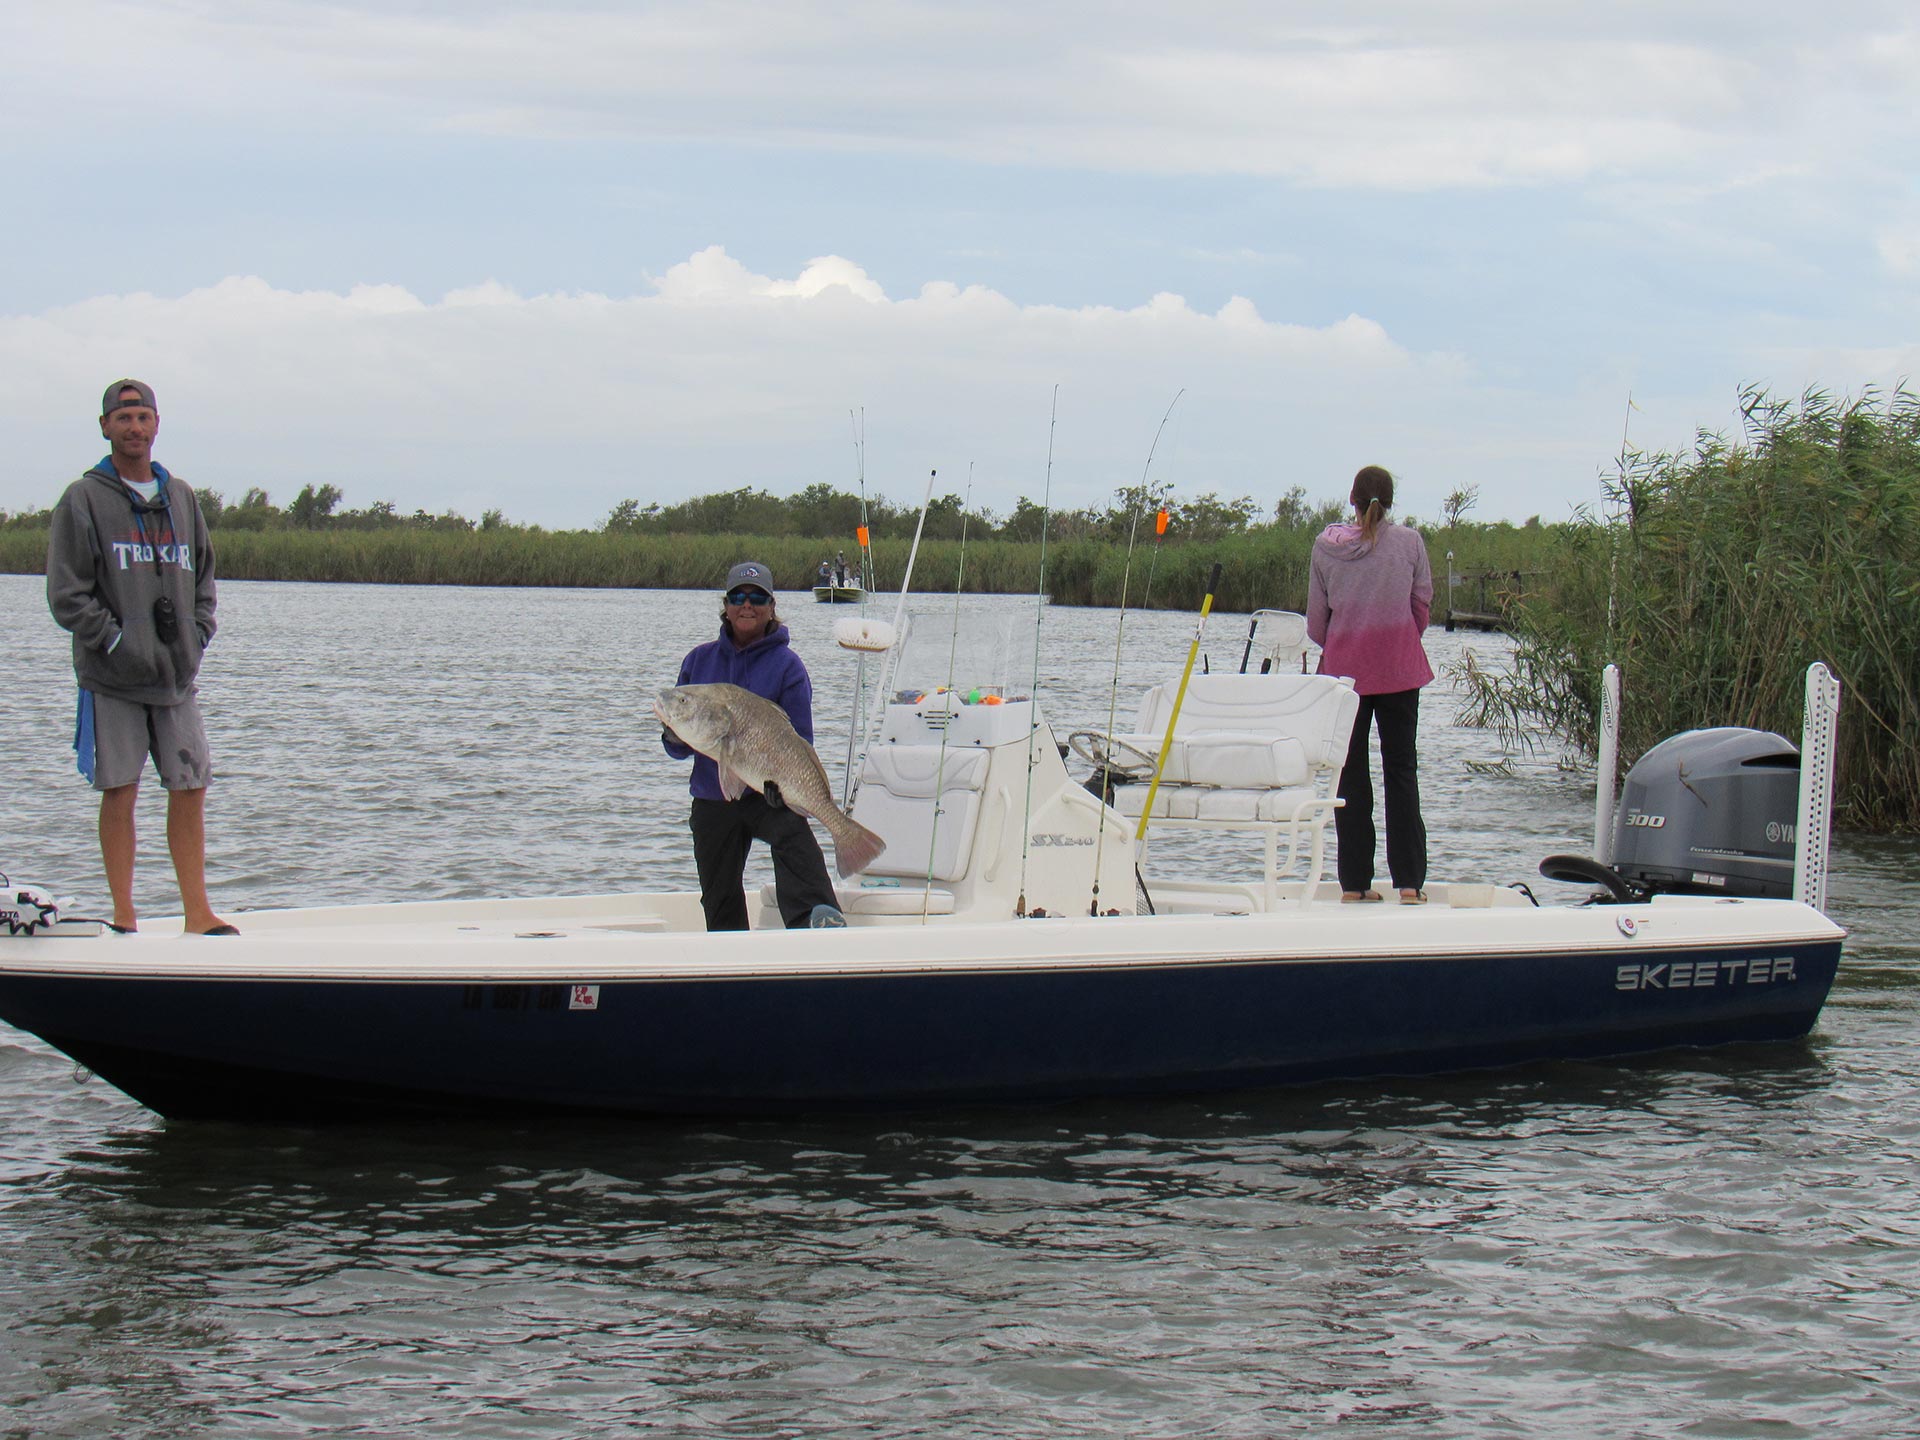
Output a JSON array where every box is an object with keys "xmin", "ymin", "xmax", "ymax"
[{"xmin": 1457, "ymin": 385, "xmax": 1920, "ymax": 831}]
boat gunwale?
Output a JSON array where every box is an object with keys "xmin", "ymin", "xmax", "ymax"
[{"xmin": 0, "ymin": 902, "xmax": 1846, "ymax": 985}]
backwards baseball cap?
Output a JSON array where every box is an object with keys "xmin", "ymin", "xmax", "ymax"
[
  {"xmin": 725, "ymin": 561, "xmax": 774, "ymax": 592},
  {"xmin": 102, "ymin": 379, "xmax": 157, "ymax": 417}
]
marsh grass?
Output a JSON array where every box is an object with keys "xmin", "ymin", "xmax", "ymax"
[
  {"xmin": 1457, "ymin": 385, "xmax": 1920, "ymax": 830},
  {"xmin": 3, "ymin": 523, "xmax": 1550, "ymax": 611}
]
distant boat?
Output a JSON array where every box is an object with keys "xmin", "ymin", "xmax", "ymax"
[{"xmin": 813, "ymin": 583, "xmax": 866, "ymax": 604}]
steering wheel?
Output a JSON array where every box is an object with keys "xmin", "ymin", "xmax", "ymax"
[{"xmin": 1067, "ymin": 731, "xmax": 1160, "ymax": 779}]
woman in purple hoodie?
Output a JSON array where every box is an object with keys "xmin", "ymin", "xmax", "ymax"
[
  {"xmin": 661, "ymin": 561, "xmax": 841, "ymax": 931},
  {"xmin": 1306, "ymin": 466, "xmax": 1434, "ymax": 904}
]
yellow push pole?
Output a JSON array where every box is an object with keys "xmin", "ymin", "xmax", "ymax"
[{"xmin": 1135, "ymin": 562, "xmax": 1222, "ymax": 847}]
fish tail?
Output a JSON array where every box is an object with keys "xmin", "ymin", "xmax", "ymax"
[{"xmin": 826, "ymin": 815, "xmax": 888, "ymax": 878}]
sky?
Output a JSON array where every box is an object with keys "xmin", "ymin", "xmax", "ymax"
[{"xmin": 3, "ymin": 2, "xmax": 1917, "ymax": 531}]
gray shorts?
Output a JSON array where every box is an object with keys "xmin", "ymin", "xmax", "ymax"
[{"xmin": 89, "ymin": 690, "xmax": 214, "ymax": 792}]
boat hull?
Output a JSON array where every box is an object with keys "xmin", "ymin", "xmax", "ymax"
[
  {"xmin": 0, "ymin": 917, "xmax": 1842, "ymax": 1121},
  {"xmin": 813, "ymin": 585, "xmax": 865, "ymax": 604}
]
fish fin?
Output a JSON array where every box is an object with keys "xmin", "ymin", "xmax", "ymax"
[
  {"xmin": 718, "ymin": 765, "xmax": 748, "ymax": 802},
  {"xmin": 762, "ymin": 780, "xmax": 785, "ymax": 810},
  {"xmin": 829, "ymin": 817, "xmax": 889, "ymax": 878}
]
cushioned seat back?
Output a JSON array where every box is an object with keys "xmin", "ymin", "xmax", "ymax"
[
  {"xmin": 1132, "ymin": 674, "xmax": 1357, "ymax": 774},
  {"xmin": 851, "ymin": 747, "xmax": 991, "ymax": 883}
]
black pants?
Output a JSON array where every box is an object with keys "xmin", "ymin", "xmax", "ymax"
[
  {"xmin": 1334, "ymin": 688, "xmax": 1427, "ymax": 895},
  {"xmin": 689, "ymin": 794, "xmax": 839, "ymax": 930}
]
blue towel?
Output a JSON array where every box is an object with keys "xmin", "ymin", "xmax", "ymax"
[{"xmin": 73, "ymin": 689, "xmax": 95, "ymax": 784}]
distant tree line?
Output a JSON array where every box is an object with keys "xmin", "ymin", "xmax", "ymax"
[
  {"xmin": 597, "ymin": 478, "xmax": 1314, "ymax": 544},
  {"xmin": 0, "ymin": 482, "xmax": 519, "ymax": 536},
  {"xmin": 0, "ymin": 467, "xmax": 1551, "ymax": 619},
  {"xmin": 205, "ymin": 483, "xmax": 521, "ymax": 535},
  {"xmin": 2, "ymin": 476, "xmax": 1547, "ymax": 545},
  {"xmin": 596, "ymin": 478, "xmax": 1544, "ymax": 545}
]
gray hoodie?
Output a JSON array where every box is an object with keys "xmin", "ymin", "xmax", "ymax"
[{"xmin": 46, "ymin": 463, "xmax": 217, "ymax": 706}]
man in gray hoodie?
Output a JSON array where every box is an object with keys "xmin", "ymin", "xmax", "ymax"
[{"xmin": 46, "ymin": 380, "xmax": 234, "ymax": 935}]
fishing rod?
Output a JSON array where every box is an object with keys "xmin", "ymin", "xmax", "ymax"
[
  {"xmin": 850, "ymin": 468, "xmax": 938, "ymax": 804},
  {"xmin": 841, "ymin": 408, "xmax": 875, "ymax": 805},
  {"xmin": 1087, "ymin": 389, "xmax": 1183, "ymax": 916},
  {"xmin": 852, "ymin": 407, "xmax": 877, "ymax": 601},
  {"xmin": 922, "ymin": 468, "xmax": 974, "ymax": 923},
  {"xmin": 1139, "ymin": 505, "xmax": 1169, "ymax": 609},
  {"xmin": 1134, "ymin": 562, "xmax": 1223, "ymax": 854},
  {"xmin": 1015, "ymin": 387, "xmax": 1059, "ymax": 919}
]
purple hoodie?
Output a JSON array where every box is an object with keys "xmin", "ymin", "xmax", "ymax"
[
  {"xmin": 662, "ymin": 621, "xmax": 816, "ymax": 800},
  {"xmin": 1306, "ymin": 519, "xmax": 1434, "ymax": 696}
]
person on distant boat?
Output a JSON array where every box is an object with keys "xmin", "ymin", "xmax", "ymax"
[
  {"xmin": 44, "ymin": 380, "xmax": 237, "ymax": 936},
  {"xmin": 833, "ymin": 551, "xmax": 850, "ymax": 587},
  {"xmin": 660, "ymin": 561, "xmax": 844, "ymax": 931},
  {"xmin": 816, "ymin": 558, "xmax": 833, "ymax": 587},
  {"xmin": 1306, "ymin": 465, "xmax": 1434, "ymax": 906}
]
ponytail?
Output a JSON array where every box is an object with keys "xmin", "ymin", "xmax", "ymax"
[
  {"xmin": 1351, "ymin": 465, "xmax": 1395, "ymax": 547},
  {"xmin": 1359, "ymin": 497, "xmax": 1385, "ymax": 546}
]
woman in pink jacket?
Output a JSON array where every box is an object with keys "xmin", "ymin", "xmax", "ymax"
[{"xmin": 1306, "ymin": 465, "xmax": 1434, "ymax": 904}]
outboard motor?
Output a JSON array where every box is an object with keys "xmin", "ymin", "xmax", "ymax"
[
  {"xmin": 1612, "ymin": 727, "xmax": 1801, "ymax": 898},
  {"xmin": 1541, "ymin": 727, "xmax": 1802, "ymax": 903}
]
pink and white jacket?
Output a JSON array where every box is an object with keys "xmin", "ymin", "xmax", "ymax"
[{"xmin": 1306, "ymin": 519, "xmax": 1434, "ymax": 696}]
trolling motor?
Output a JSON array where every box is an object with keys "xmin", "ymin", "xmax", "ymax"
[
  {"xmin": 1, "ymin": 871, "xmax": 78, "ymax": 937},
  {"xmin": 1541, "ymin": 727, "xmax": 1804, "ymax": 905}
]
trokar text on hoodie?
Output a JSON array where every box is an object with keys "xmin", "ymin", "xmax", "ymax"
[{"xmin": 110, "ymin": 540, "xmax": 194, "ymax": 571}]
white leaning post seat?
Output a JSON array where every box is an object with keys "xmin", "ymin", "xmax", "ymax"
[
  {"xmin": 761, "ymin": 745, "xmax": 992, "ymax": 918},
  {"xmin": 1110, "ymin": 673, "xmax": 1359, "ymax": 907}
]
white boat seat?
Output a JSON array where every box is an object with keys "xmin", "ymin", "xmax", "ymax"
[
  {"xmin": 838, "ymin": 883, "xmax": 957, "ymax": 917},
  {"xmin": 850, "ymin": 745, "xmax": 990, "ymax": 884},
  {"xmin": 1126, "ymin": 673, "xmax": 1357, "ymax": 781},
  {"xmin": 1113, "ymin": 784, "xmax": 1323, "ymax": 825},
  {"xmin": 1111, "ymin": 673, "xmax": 1359, "ymax": 908},
  {"xmin": 755, "ymin": 742, "xmax": 991, "ymax": 925},
  {"xmin": 1110, "ymin": 733, "xmax": 1312, "ymax": 789}
]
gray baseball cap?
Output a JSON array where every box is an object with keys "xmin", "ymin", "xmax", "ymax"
[
  {"xmin": 725, "ymin": 562, "xmax": 774, "ymax": 592},
  {"xmin": 102, "ymin": 379, "xmax": 157, "ymax": 417}
]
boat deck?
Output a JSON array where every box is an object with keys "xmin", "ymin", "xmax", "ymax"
[
  {"xmin": 2, "ymin": 888, "xmax": 1841, "ymax": 988},
  {"xmin": 28, "ymin": 880, "xmax": 1529, "ymax": 943}
]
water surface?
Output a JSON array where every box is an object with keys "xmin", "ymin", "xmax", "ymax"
[{"xmin": 2, "ymin": 577, "xmax": 1916, "ymax": 1438}]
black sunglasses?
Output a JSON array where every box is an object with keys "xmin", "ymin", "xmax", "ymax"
[{"xmin": 726, "ymin": 588, "xmax": 773, "ymax": 606}]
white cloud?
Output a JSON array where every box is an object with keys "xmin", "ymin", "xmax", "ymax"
[
  {"xmin": 3, "ymin": 248, "xmax": 1619, "ymax": 528},
  {"xmin": 8, "ymin": 4, "xmax": 1915, "ymax": 192}
]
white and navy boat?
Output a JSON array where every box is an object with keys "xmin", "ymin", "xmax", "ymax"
[{"xmin": 0, "ymin": 625, "xmax": 1845, "ymax": 1122}]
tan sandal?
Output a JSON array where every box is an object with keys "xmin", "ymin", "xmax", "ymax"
[
  {"xmin": 1399, "ymin": 889, "xmax": 1428, "ymax": 905},
  {"xmin": 1342, "ymin": 890, "xmax": 1385, "ymax": 903}
]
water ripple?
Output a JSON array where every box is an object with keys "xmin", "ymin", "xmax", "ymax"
[{"xmin": 4, "ymin": 578, "xmax": 1919, "ymax": 1438}]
